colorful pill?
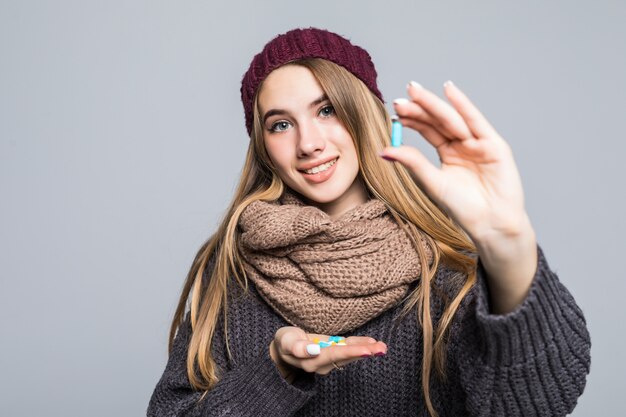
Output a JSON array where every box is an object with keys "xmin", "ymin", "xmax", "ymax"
[
  {"xmin": 391, "ymin": 115, "xmax": 403, "ymax": 147},
  {"xmin": 316, "ymin": 335, "xmax": 347, "ymax": 348}
]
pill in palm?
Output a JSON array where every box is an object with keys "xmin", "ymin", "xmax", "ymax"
[{"xmin": 313, "ymin": 336, "xmax": 347, "ymax": 348}]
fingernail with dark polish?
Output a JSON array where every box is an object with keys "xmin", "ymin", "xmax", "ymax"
[{"xmin": 375, "ymin": 351, "xmax": 386, "ymax": 356}]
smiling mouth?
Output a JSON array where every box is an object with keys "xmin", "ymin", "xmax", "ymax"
[{"xmin": 301, "ymin": 158, "xmax": 338, "ymax": 174}]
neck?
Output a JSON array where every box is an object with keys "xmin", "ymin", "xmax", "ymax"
[{"xmin": 308, "ymin": 178, "xmax": 370, "ymax": 220}]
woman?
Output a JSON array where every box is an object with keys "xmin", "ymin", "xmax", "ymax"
[{"xmin": 147, "ymin": 27, "xmax": 590, "ymax": 417}]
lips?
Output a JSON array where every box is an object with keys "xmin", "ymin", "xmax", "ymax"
[
  {"xmin": 299, "ymin": 157, "xmax": 338, "ymax": 184},
  {"xmin": 297, "ymin": 156, "xmax": 339, "ymax": 172},
  {"xmin": 301, "ymin": 158, "xmax": 338, "ymax": 174}
]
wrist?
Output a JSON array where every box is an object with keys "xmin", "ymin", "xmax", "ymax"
[
  {"xmin": 472, "ymin": 212, "xmax": 535, "ymax": 258},
  {"xmin": 473, "ymin": 216, "xmax": 538, "ymax": 314}
]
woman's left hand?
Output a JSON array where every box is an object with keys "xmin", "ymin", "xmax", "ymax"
[{"xmin": 380, "ymin": 81, "xmax": 537, "ymax": 313}]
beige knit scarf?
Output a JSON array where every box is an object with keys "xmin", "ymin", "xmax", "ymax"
[{"xmin": 237, "ymin": 192, "xmax": 432, "ymax": 335}]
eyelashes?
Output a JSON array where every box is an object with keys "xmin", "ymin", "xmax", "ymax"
[
  {"xmin": 270, "ymin": 121, "xmax": 291, "ymax": 132},
  {"xmin": 319, "ymin": 105, "xmax": 335, "ymax": 118},
  {"xmin": 268, "ymin": 105, "xmax": 335, "ymax": 133}
]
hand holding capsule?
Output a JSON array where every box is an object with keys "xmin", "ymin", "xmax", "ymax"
[{"xmin": 380, "ymin": 81, "xmax": 537, "ymax": 314}]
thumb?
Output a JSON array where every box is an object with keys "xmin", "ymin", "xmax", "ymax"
[
  {"xmin": 291, "ymin": 339, "xmax": 322, "ymax": 358},
  {"xmin": 277, "ymin": 327, "xmax": 321, "ymax": 358},
  {"xmin": 380, "ymin": 145, "xmax": 441, "ymax": 195}
]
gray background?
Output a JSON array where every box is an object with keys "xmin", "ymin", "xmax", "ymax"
[{"xmin": 1, "ymin": 1, "xmax": 624, "ymax": 416}]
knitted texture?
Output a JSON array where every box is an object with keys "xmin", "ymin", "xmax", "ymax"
[
  {"xmin": 240, "ymin": 27, "xmax": 384, "ymax": 135},
  {"xmin": 147, "ymin": 247, "xmax": 591, "ymax": 417},
  {"xmin": 237, "ymin": 193, "xmax": 433, "ymax": 335}
]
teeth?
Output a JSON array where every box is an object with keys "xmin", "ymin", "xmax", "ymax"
[{"xmin": 304, "ymin": 158, "xmax": 337, "ymax": 174}]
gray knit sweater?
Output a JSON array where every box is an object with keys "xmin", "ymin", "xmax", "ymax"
[{"xmin": 147, "ymin": 247, "xmax": 590, "ymax": 416}]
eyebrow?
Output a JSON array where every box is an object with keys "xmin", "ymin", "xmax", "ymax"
[{"xmin": 262, "ymin": 94, "xmax": 329, "ymax": 124}]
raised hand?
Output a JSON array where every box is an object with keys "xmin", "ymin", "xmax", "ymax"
[
  {"xmin": 380, "ymin": 81, "xmax": 537, "ymax": 314},
  {"xmin": 269, "ymin": 326, "xmax": 387, "ymax": 382}
]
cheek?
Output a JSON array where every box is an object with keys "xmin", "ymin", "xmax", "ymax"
[
  {"xmin": 338, "ymin": 136, "xmax": 358, "ymax": 161},
  {"xmin": 265, "ymin": 142, "xmax": 293, "ymax": 172},
  {"xmin": 342, "ymin": 140, "xmax": 360, "ymax": 175}
]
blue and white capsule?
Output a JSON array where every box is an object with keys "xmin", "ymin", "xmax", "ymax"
[{"xmin": 391, "ymin": 115, "xmax": 403, "ymax": 147}]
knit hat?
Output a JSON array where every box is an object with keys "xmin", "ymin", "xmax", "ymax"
[{"xmin": 240, "ymin": 27, "xmax": 384, "ymax": 135}]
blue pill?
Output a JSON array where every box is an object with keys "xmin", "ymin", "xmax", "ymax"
[{"xmin": 391, "ymin": 115, "xmax": 403, "ymax": 147}]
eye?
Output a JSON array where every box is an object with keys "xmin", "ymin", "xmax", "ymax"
[
  {"xmin": 269, "ymin": 120, "xmax": 291, "ymax": 133},
  {"xmin": 319, "ymin": 105, "xmax": 335, "ymax": 118}
]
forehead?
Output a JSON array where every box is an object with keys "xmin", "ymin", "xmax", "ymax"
[{"xmin": 258, "ymin": 65, "xmax": 324, "ymax": 112}]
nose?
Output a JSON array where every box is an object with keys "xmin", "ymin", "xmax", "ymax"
[{"xmin": 296, "ymin": 120, "xmax": 326, "ymax": 158}]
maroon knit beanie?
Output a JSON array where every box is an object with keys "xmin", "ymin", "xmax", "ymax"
[{"xmin": 240, "ymin": 27, "xmax": 384, "ymax": 135}]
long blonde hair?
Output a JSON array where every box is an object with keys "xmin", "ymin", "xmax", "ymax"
[{"xmin": 169, "ymin": 58, "xmax": 477, "ymax": 417}]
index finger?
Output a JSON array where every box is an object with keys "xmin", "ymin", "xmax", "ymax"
[
  {"xmin": 345, "ymin": 336, "xmax": 379, "ymax": 345},
  {"xmin": 288, "ymin": 338, "xmax": 384, "ymax": 359},
  {"xmin": 305, "ymin": 333, "xmax": 378, "ymax": 345},
  {"xmin": 406, "ymin": 81, "xmax": 474, "ymax": 141},
  {"xmin": 325, "ymin": 341, "xmax": 388, "ymax": 362}
]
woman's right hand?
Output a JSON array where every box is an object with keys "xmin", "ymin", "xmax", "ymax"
[{"xmin": 269, "ymin": 326, "xmax": 387, "ymax": 382}]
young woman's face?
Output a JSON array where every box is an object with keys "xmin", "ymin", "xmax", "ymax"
[{"xmin": 258, "ymin": 65, "xmax": 368, "ymax": 218}]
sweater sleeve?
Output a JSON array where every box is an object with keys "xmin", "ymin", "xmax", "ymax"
[
  {"xmin": 146, "ymin": 312, "xmax": 317, "ymax": 417},
  {"xmin": 450, "ymin": 246, "xmax": 591, "ymax": 417}
]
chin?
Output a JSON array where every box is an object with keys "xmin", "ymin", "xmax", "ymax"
[{"xmin": 299, "ymin": 187, "xmax": 349, "ymax": 206}]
